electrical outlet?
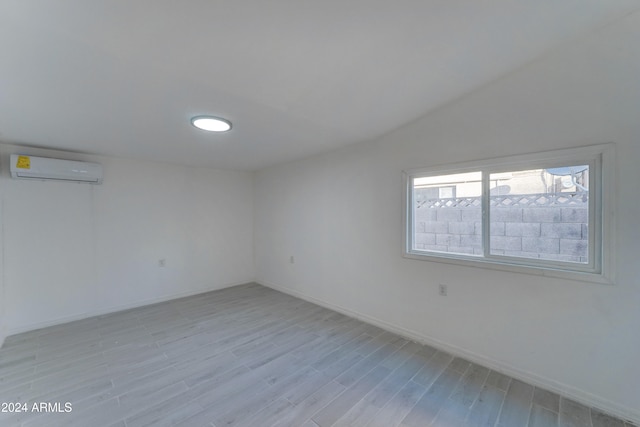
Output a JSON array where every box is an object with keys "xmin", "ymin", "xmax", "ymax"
[
  {"xmin": 289, "ymin": 256, "xmax": 295, "ymax": 264},
  {"xmin": 159, "ymin": 259, "xmax": 166, "ymax": 267},
  {"xmin": 439, "ymin": 284, "xmax": 447, "ymax": 296}
]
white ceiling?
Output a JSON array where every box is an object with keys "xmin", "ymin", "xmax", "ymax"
[{"xmin": 1, "ymin": 1, "xmax": 639, "ymax": 171}]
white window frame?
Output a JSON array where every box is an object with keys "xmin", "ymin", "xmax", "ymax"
[{"xmin": 402, "ymin": 144, "xmax": 615, "ymax": 284}]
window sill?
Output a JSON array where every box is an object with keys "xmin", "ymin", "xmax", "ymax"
[{"xmin": 403, "ymin": 250, "xmax": 614, "ymax": 285}]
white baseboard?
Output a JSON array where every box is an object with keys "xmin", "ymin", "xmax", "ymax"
[
  {"xmin": 6, "ymin": 279, "xmax": 254, "ymax": 337},
  {"xmin": 258, "ymin": 280, "xmax": 640, "ymax": 425}
]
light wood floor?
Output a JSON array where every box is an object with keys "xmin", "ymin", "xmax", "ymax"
[{"xmin": 0, "ymin": 283, "xmax": 635, "ymax": 427}]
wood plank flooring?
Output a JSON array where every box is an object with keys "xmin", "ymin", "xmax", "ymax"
[{"xmin": 0, "ymin": 283, "xmax": 635, "ymax": 427}]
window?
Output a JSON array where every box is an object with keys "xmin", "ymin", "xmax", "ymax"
[{"xmin": 403, "ymin": 144, "xmax": 614, "ymax": 283}]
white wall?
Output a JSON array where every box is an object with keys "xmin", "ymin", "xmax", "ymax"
[
  {"xmin": 0, "ymin": 191, "xmax": 5, "ymax": 348},
  {"xmin": 0, "ymin": 144, "xmax": 254, "ymax": 336},
  {"xmin": 254, "ymin": 12, "xmax": 640, "ymax": 423}
]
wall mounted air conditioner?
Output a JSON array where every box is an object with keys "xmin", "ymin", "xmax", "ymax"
[{"xmin": 9, "ymin": 154, "xmax": 103, "ymax": 184}]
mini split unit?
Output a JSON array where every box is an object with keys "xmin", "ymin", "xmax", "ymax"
[{"xmin": 9, "ymin": 154, "xmax": 103, "ymax": 184}]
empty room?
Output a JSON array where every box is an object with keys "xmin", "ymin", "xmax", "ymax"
[{"xmin": 0, "ymin": 1, "xmax": 639, "ymax": 426}]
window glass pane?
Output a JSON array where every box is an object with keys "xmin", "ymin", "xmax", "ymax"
[
  {"xmin": 489, "ymin": 166, "xmax": 589, "ymax": 263},
  {"xmin": 413, "ymin": 172, "xmax": 482, "ymax": 256}
]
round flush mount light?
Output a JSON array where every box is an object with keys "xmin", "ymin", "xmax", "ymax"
[{"xmin": 191, "ymin": 116, "xmax": 232, "ymax": 132}]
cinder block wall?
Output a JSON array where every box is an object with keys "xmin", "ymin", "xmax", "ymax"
[{"xmin": 414, "ymin": 201, "xmax": 588, "ymax": 261}]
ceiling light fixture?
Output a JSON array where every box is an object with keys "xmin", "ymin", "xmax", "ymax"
[{"xmin": 191, "ymin": 116, "xmax": 232, "ymax": 132}]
